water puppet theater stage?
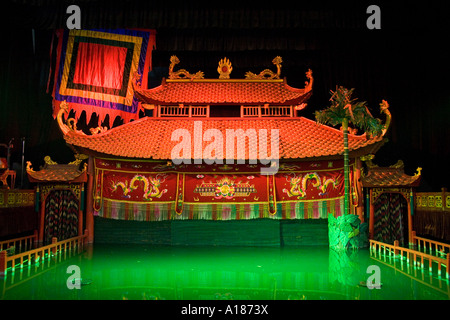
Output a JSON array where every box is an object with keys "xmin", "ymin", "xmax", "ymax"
[{"xmin": 2, "ymin": 4, "xmax": 450, "ymax": 302}]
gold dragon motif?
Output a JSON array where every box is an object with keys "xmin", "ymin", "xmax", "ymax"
[
  {"xmin": 283, "ymin": 172, "xmax": 337, "ymax": 199},
  {"xmin": 111, "ymin": 174, "xmax": 168, "ymax": 200},
  {"xmin": 169, "ymin": 55, "xmax": 204, "ymax": 80},
  {"xmin": 245, "ymin": 56, "xmax": 283, "ymax": 80}
]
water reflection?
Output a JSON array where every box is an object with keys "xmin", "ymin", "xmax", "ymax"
[{"xmin": 1, "ymin": 244, "xmax": 448, "ymax": 300}]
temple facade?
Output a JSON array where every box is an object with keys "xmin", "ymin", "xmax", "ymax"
[
  {"xmin": 361, "ymin": 158, "xmax": 421, "ymax": 246},
  {"xmin": 54, "ymin": 57, "xmax": 389, "ymax": 245},
  {"xmin": 26, "ymin": 155, "xmax": 87, "ymax": 243}
]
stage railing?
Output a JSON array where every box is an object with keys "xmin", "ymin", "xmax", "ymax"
[
  {"xmin": 0, "ymin": 230, "xmax": 88, "ymax": 276},
  {"xmin": 0, "ymin": 231, "xmax": 38, "ymax": 253},
  {"xmin": 369, "ymin": 239, "xmax": 449, "ymax": 278},
  {"xmin": 411, "ymin": 231, "xmax": 449, "ymax": 258},
  {"xmin": 370, "ymin": 243, "xmax": 450, "ymax": 299},
  {"xmin": 241, "ymin": 105, "xmax": 294, "ymax": 118}
]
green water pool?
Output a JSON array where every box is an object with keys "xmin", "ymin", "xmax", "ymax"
[{"xmin": 1, "ymin": 244, "xmax": 449, "ymax": 300}]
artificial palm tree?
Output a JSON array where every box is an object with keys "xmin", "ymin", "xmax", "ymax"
[{"xmin": 315, "ymin": 86, "xmax": 385, "ymax": 216}]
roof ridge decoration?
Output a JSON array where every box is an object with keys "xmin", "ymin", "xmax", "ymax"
[
  {"xmin": 69, "ymin": 153, "xmax": 89, "ymax": 166},
  {"xmin": 166, "ymin": 56, "xmax": 311, "ymax": 84},
  {"xmin": 304, "ymin": 69, "xmax": 314, "ymax": 93},
  {"xmin": 245, "ymin": 56, "xmax": 282, "ymax": 80},
  {"xmin": 217, "ymin": 57, "xmax": 233, "ymax": 79},
  {"xmin": 380, "ymin": 100, "xmax": 391, "ymax": 135},
  {"xmin": 169, "ymin": 55, "xmax": 205, "ymax": 80},
  {"xmin": 57, "ymin": 100, "xmax": 80, "ymax": 135},
  {"xmin": 44, "ymin": 156, "xmax": 58, "ymax": 165},
  {"xmin": 26, "ymin": 155, "xmax": 88, "ymax": 183},
  {"xmin": 361, "ymin": 157, "xmax": 422, "ymax": 177},
  {"xmin": 26, "ymin": 155, "xmax": 88, "ymax": 172},
  {"xmin": 360, "ymin": 157, "xmax": 422, "ymax": 188}
]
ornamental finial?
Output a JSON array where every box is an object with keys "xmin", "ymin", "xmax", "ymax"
[
  {"xmin": 415, "ymin": 167, "xmax": 422, "ymax": 176},
  {"xmin": 380, "ymin": 99, "xmax": 391, "ymax": 135},
  {"xmin": 217, "ymin": 57, "xmax": 232, "ymax": 79},
  {"xmin": 44, "ymin": 156, "xmax": 58, "ymax": 165},
  {"xmin": 304, "ymin": 69, "xmax": 313, "ymax": 92}
]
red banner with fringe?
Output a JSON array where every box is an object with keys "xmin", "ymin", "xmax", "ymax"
[{"xmin": 93, "ymin": 158, "xmax": 354, "ymax": 220}]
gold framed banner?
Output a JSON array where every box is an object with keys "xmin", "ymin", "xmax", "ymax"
[{"xmin": 51, "ymin": 29, "xmax": 155, "ymax": 123}]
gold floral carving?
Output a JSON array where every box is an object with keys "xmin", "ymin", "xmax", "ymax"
[
  {"xmin": 169, "ymin": 55, "xmax": 204, "ymax": 80},
  {"xmin": 90, "ymin": 126, "xmax": 108, "ymax": 135}
]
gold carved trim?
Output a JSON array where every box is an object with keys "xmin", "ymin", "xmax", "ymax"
[
  {"xmin": 371, "ymin": 187, "xmax": 410, "ymax": 203},
  {"xmin": 90, "ymin": 126, "xmax": 108, "ymax": 135},
  {"xmin": 40, "ymin": 183, "xmax": 82, "ymax": 200},
  {"xmin": 166, "ymin": 78, "xmax": 284, "ymax": 83},
  {"xmin": 0, "ymin": 189, "xmax": 35, "ymax": 208}
]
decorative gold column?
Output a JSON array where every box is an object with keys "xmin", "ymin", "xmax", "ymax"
[
  {"xmin": 355, "ymin": 158, "xmax": 364, "ymax": 222},
  {"xmin": 86, "ymin": 156, "xmax": 95, "ymax": 243},
  {"xmin": 407, "ymin": 188, "xmax": 414, "ymax": 246},
  {"xmin": 369, "ymin": 189, "xmax": 375, "ymax": 240}
]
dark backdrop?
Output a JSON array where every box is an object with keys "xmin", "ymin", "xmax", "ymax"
[{"xmin": 2, "ymin": 1, "xmax": 449, "ymax": 191}]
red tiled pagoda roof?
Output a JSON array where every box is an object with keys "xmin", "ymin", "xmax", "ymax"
[
  {"xmin": 63, "ymin": 117, "xmax": 386, "ymax": 161},
  {"xmin": 361, "ymin": 160, "xmax": 421, "ymax": 188},
  {"xmin": 27, "ymin": 161, "xmax": 87, "ymax": 183},
  {"xmin": 133, "ymin": 79, "xmax": 312, "ymax": 106}
]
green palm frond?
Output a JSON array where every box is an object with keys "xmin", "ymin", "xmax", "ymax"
[
  {"xmin": 315, "ymin": 86, "xmax": 384, "ymax": 137},
  {"xmin": 315, "ymin": 86, "xmax": 385, "ymax": 218}
]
